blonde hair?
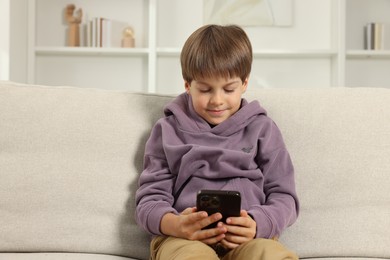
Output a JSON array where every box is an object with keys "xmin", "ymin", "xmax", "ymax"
[{"xmin": 181, "ymin": 24, "xmax": 252, "ymax": 83}]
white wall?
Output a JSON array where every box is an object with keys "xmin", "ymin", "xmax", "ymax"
[
  {"xmin": 0, "ymin": 0, "xmax": 10, "ymax": 80},
  {"xmin": 9, "ymin": 0, "xmax": 28, "ymax": 83}
]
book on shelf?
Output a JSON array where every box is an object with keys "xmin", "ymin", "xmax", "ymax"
[
  {"xmin": 364, "ymin": 22, "xmax": 389, "ymax": 50},
  {"xmin": 86, "ymin": 17, "xmax": 130, "ymax": 48}
]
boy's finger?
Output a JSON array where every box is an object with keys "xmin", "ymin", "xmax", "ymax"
[{"xmin": 181, "ymin": 207, "xmax": 197, "ymax": 215}]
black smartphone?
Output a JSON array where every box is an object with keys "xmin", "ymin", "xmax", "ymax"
[{"xmin": 196, "ymin": 189, "xmax": 241, "ymax": 229}]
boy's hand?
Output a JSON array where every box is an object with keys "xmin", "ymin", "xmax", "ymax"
[
  {"xmin": 160, "ymin": 207, "xmax": 227, "ymax": 245},
  {"xmin": 219, "ymin": 210, "xmax": 256, "ymax": 249}
]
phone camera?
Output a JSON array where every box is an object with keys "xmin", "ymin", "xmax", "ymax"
[
  {"xmin": 200, "ymin": 195, "xmax": 220, "ymax": 208},
  {"xmin": 201, "ymin": 195, "xmax": 210, "ymax": 202},
  {"xmin": 211, "ymin": 196, "xmax": 220, "ymax": 207}
]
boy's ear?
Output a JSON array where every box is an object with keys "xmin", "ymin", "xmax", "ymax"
[
  {"xmin": 242, "ymin": 78, "xmax": 249, "ymax": 93},
  {"xmin": 185, "ymin": 81, "xmax": 191, "ymax": 94}
]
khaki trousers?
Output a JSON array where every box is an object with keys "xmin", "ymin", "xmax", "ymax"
[{"xmin": 150, "ymin": 236, "xmax": 299, "ymax": 260}]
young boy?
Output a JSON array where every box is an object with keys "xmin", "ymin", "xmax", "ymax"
[{"xmin": 135, "ymin": 24, "xmax": 299, "ymax": 260}]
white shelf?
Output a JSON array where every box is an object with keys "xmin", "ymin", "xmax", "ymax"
[
  {"xmin": 253, "ymin": 49, "xmax": 337, "ymax": 58},
  {"xmin": 346, "ymin": 50, "xmax": 390, "ymax": 59},
  {"xmin": 35, "ymin": 47, "xmax": 150, "ymax": 56},
  {"xmin": 156, "ymin": 48, "xmax": 181, "ymax": 56},
  {"xmin": 156, "ymin": 48, "xmax": 338, "ymax": 58}
]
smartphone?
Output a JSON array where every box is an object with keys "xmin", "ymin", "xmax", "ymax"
[{"xmin": 196, "ymin": 189, "xmax": 241, "ymax": 229}]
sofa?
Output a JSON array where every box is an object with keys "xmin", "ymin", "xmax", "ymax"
[{"xmin": 0, "ymin": 80, "xmax": 389, "ymax": 260}]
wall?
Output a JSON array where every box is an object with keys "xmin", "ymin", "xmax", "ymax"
[
  {"xmin": 9, "ymin": 0, "xmax": 28, "ymax": 83},
  {"xmin": 0, "ymin": 0, "xmax": 10, "ymax": 80}
]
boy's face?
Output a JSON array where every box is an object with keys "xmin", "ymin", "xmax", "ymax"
[{"xmin": 185, "ymin": 76, "xmax": 248, "ymax": 126}]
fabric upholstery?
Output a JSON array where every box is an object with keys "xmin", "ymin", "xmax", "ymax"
[{"xmin": 0, "ymin": 81, "xmax": 389, "ymax": 259}]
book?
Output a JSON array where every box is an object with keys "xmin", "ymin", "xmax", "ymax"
[
  {"xmin": 85, "ymin": 17, "xmax": 129, "ymax": 48},
  {"xmin": 364, "ymin": 23, "xmax": 371, "ymax": 50},
  {"xmin": 374, "ymin": 23, "xmax": 383, "ymax": 50}
]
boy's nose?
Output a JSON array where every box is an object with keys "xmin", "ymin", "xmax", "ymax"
[{"xmin": 210, "ymin": 93, "xmax": 223, "ymax": 105}]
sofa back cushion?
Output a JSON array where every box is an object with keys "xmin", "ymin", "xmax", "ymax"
[
  {"xmin": 1, "ymin": 81, "xmax": 390, "ymax": 259},
  {"xmin": 0, "ymin": 82, "xmax": 173, "ymax": 259},
  {"xmin": 244, "ymin": 88, "xmax": 390, "ymax": 259}
]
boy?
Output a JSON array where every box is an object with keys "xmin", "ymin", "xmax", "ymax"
[{"xmin": 135, "ymin": 24, "xmax": 299, "ymax": 260}]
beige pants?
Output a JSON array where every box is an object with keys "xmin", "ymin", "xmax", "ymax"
[{"xmin": 150, "ymin": 236, "xmax": 299, "ymax": 260}]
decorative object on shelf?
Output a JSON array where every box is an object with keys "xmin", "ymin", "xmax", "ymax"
[
  {"xmin": 65, "ymin": 4, "xmax": 83, "ymax": 47},
  {"xmin": 365, "ymin": 22, "xmax": 386, "ymax": 50},
  {"xmin": 121, "ymin": 26, "xmax": 135, "ymax": 48}
]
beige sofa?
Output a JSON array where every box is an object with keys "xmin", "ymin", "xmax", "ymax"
[{"xmin": 1, "ymin": 81, "xmax": 389, "ymax": 260}]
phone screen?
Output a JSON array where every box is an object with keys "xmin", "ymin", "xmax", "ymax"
[{"xmin": 196, "ymin": 190, "xmax": 241, "ymax": 228}]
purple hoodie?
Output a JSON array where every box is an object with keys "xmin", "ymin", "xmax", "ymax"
[{"xmin": 135, "ymin": 92, "xmax": 299, "ymax": 239}]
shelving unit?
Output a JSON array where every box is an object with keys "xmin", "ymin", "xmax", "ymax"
[
  {"xmin": 345, "ymin": 0, "xmax": 390, "ymax": 88},
  {"xmin": 24, "ymin": 0, "xmax": 390, "ymax": 94}
]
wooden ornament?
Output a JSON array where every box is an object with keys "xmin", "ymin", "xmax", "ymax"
[{"xmin": 65, "ymin": 4, "xmax": 83, "ymax": 47}]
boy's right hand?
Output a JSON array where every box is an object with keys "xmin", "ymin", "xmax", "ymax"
[{"xmin": 160, "ymin": 207, "xmax": 227, "ymax": 245}]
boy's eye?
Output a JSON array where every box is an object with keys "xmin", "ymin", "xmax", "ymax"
[
  {"xmin": 199, "ymin": 89, "xmax": 210, "ymax": 93},
  {"xmin": 224, "ymin": 88, "xmax": 235, "ymax": 93}
]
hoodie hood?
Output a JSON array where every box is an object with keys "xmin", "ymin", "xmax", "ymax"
[{"xmin": 164, "ymin": 92, "xmax": 267, "ymax": 136}]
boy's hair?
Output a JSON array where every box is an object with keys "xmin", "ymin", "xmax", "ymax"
[{"xmin": 181, "ymin": 24, "xmax": 253, "ymax": 83}]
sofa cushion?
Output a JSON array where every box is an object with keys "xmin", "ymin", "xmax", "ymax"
[{"xmin": 0, "ymin": 253, "xmax": 135, "ymax": 260}]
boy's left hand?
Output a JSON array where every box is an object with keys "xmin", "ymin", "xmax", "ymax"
[{"xmin": 219, "ymin": 210, "xmax": 256, "ymax": 249}]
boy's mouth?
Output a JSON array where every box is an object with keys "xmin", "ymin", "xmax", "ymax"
[{"xmin": 207, "ymin": 109, "xmax": 226, "ymax": 116}]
